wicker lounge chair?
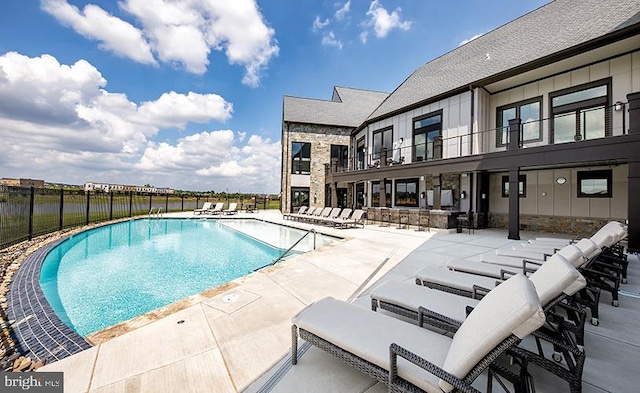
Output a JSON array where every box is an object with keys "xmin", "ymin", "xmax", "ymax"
[
  {"xmin": 371, "ymin": 255, "xmax": 587, "ymax": 393},
  {"xmin": 193, "ymin": 202, "xmax": 213, "ymax": 215},
  {"xmin": 292, "ymin": 274, "xmax": 545, "ymax": 393}
]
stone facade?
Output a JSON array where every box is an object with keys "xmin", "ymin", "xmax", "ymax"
[
  {"xmin": 281, "ymin": 122, "xmax": 352, "ymax": 213},
  {"xmin": 488, "ymin": 213, "xmax": 623, "ymax": 237}
]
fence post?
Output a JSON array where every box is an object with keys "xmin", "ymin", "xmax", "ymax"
[
  {"xmin": 129, "ymin": 191, "xmax": 133, "ymax": 217},
  {"xmin": 149, "ymin": 194, "xmax": 153, "ymax": 214},
  {"xmin": 28, "ymin": 186, "xmax": 35, "ymax": 240},
  {"xmin": 109, "ymin": 191, "xmax": 114, "ymax": 220},
  {"xmin": 181, "ymin": 196, "xmax": 184, "ymax": 212},
  {"xmin": 165, "ymin": 194, "xmax": 169, "ymax": 213},
  {"xmin": 85, "ymin": 190, "xmax": 90, "ymax": 225},
  {"xmin": 59, "ymin": 188, "xmax": 64, "ymax": 231}
]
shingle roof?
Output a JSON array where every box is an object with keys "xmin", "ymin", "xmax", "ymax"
[
  {"xmin": 283, "ymin": 86, "xmax": 389, "ymax": 128},
  {"xmin": 367, "ymin": 0, "xmax": 640, "ymax": 122}
]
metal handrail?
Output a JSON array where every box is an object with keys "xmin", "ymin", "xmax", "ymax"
[{"xmin": 253, "ymin": 229, "xmax": 316, "ymax": 271}]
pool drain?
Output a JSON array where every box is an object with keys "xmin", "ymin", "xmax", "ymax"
[{"xmin": 223, "ymin": 293, "xmax": 239, "ymax": 303}]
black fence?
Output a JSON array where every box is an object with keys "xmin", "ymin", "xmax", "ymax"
[{"xmin": 0, "ymin": 186, "xmax": 269, "ymax": 250}]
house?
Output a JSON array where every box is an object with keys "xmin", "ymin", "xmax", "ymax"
[
  {"xmin": 281, "ymin": 86, "xmax": 389, "ymax": 213},
  {"xmin": 1, "ymin": 178, "xmax": 45, "ymax": 188},
  {"xmin": 281, "ymin": 0, "xmax": 640, "ymax": 252}
]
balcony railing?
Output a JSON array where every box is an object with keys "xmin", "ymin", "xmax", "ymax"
[{"xmin": 334, "ymin": 102, "xmax": 626, "ymax": 174}]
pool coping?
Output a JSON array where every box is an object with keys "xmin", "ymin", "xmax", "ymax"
[{"xmin": 7, "ymin": 238, "xmax": 92, "ymax": 362}]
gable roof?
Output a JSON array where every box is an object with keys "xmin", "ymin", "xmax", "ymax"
[
  {"xmin": 367, "ymin": 0, "xmax": 640, "ymax": 123},
  {"xmin": 284, "ymin": 86, "xmax": 388, "ymax": 128}
]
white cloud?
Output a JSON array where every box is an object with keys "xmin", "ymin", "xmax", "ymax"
[
  {"xmin": 335, "ymin": 1, "xmax": 351, "ymax": 21},
  {"xmin": 0, "ymin": 52, "xmax": 279, "ymax": 192},
  {"xmin": 312, "ymin": 16, "xmax": 330, "ymax": 32},
  {"xmin": 321, "ymin": 31, "xmax": 343, "ymax": 49},
  {"xmin": 362, "ymin": 0, "xmax": 412, "ymax": 40},
  {"xmin": 41, "ymin": 0, "xmax": 279, "ymax": 87},
  {"xmin": 459, "ymin": 33, "xmax": 484, "ymax": 47},
  {"xmin": 40, "ymin": 0, "xmax": 156, "ymax": 65}
]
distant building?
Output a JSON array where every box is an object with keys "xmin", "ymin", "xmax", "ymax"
[
  {"xmin": 83, "ymin": 182, "xmax": 174, "ymax": 194},
  {"xmin": 1, "ymin": 178, "xmax": 45, "ymax": 188}
]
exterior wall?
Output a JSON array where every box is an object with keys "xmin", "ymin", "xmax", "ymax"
[
  {"xmin": 488, "ymin": 164, "xmax": 628, "ymax": 226},
  {"xmin": 364, "ymin": 91, "xmax": 473, "ymax": 163},
  {"xmin": 484, "ymin": 51, "xmax": 640, "ymax": 153},
  {"xmin": 281, "ymin": 122, "xmax": 351, "ymax": 213}
]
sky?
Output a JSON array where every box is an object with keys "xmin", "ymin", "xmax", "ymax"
[{"xmin": 0, "ymin": 0, "xmax": 550, "ymax": 193}]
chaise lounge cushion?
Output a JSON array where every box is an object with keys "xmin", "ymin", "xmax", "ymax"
[
  {"xmin": 440, "ymin": 274, "xmax": 544, "ymax": 391},
  {"xmin": 527, "ymin": 254, "xmax": 586, "ymax": 303}
]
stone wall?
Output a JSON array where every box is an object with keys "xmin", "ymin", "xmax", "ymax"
[
  {"xmin": 488, "ymin": 213, "xmax": 621, "ymax": 237},
  {"xmin": 281, "ymin": 122, "xmax": 352, "ymax": 213}
]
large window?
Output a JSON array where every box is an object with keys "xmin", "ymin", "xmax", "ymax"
[
  {"xmin": 356, "ymin": 137, "xmax": 365, "ymax": 170},
  {"xmin": 502, "ymin": 175, "xmax": 526, "ymax": 198},
  {"xmin": 551, "ymin": 80, "xmax": 610, "ymax": 144},
  {"xmin": 496, "ymin": 97, "xmax": 542, "ymax": 146},
  {"xmin": 372, "ymin": 127, "xmax": 393, "ymax": 162},
  {"xmin": 577, "ymin": 170, "xmax": 612, "ymax": 198},
  {"xmin": 291, "ymin": 187, "xmax": 309, "ymax": 210},
  {"xmin": 413, "ymin": 112, "xmax": 442, "ymax": 161},
  {"xmin": 372, "ymin": 181, "xmax": 391, "ymax": 207},
  {"xmin": 395, "ymin": 178, "xmax": 419, "ymax": 207},
  {"xmin": 331, "ymin": 144, "xmax": 348, "ymax": 170},
  {"xmin": 291, "ymin": 142, "xmax": 311, "ymax": 174}
]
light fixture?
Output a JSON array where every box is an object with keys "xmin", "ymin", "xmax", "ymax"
[
  {"xmin": 460, "ymin": 191, "xmax": 466, "ymax": 199},
  {"xmin": 556, "ymin": 177, "xmax": 567, "ymax": 185},
  {"xmin": 614, "ymin": 102, "xmax": 624, "ymax": 112}
]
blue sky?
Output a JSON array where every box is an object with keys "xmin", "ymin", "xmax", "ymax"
[{"xmin": 0, "ymin": 0, "xmax": 549, "ymax": 193}]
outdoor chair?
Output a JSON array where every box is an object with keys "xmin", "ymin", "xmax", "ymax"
[
  {"xmin": 292, "ymin": 274, "xmax": 545, "ymax": 393},
  {"xmin": 335, "ymin": 209, "xmax": 365, "ymax": 228},
  {"xmin": 284, "ymin": 206, "xmax": 306, "ymax": 220},
  {"xmin": 322, "ymin": 208, "xmax": 352, "ymax": 227},
  {"xmin": 292, "ymin": 207, "xmax": 316, "ymax": 221},
  {"xmin": 318, "ymin": 207, "xmax": 341, "ymax": 225},
  {"xmin": 309, "ymin": 207, "xmax": 332, "ymax": 223},
  {"xmin": 223, "ymin": 202, "xmax": 238, "ymax": 215},
  {"xmin": 208, "ymin": 202, "xmax": 224, "ymax": 215},
  {"xmin": 193, "ymin": 202, "xmax": 212, "ymax": 215},
  {"xmin": 371, "ymin": 254, "xmax": 587, "ymax": 393}
]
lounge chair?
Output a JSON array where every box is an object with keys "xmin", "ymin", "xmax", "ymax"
[
  {"xmin": 335, "ymin": 209, "xmax": 365, "ymax": 228},
  {"xmin": 323, "ymin": 208, "xmax": 352, "ymax": 227},
  {"xmin": 292, "ymin": 206, "xmax": 316, "ymax": 221},
  {"xmin": 223, "ymin": 202, "xmax": 238, "ymax": 215},
  {"xmin": 371, "ymin": 256, "xmax": 586, "ymax": 393},
  {"xmin": 292, "ymin": 274, "xmax": 545, "ymax": 393},
  {"xmin": 284, "ymin": 206, "xmax": 307, "ymax": 220},
  {"xmin": 317, "ymin": 207, "xmax": 341, "ymax": 224},
  {"xmin": 309, "ymin": 207, "xmax": 332, "ymax": 223},
  {"xmin": 193, "ymin": 202, "xmax": 213, "ymax": 215},
  {"xmin": 208, "ymin": 202, "xmax": 224, "ymax": 215}
]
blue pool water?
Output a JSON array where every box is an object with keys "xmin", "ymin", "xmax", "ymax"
[{"xmin": 40, "ymin": 218, "xmax": 334, "ymax": 337}]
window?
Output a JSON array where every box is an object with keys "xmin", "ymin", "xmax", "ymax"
[
  {"xmin": 372, "ymin": 127, "xmax": 393, "ymax": 162},
  {"xmin": 496, "ymin": 97, "xmax": 542, "ymax": 146},
  {"xmin": 577, "ymin": 170, "xmax": 612, "ymax": 198},
  {"xmin": 291, "ymin": 188, "xmax": 309, "ymax": 210},
  {"xmin": 291, "ymin": 142, "xmax": 311, "ymax": 174},
  {"xmin": 413, "ymin": 112, "xmax": 442, "ymax": 161},
  {"xmin": 356, "ymin": 137, "xmax": 365, "ymax": 170},
  {"xmin": 550, "ymin": 80, "xmax": 610, "ymax": 144},
  {"xmin": 331, "ymin": 145, "xmax": 348, "ymax": 170},
  {"xmin": 372, "ymin": 180, "xmax": 391, "ymax": 207},
  {"xmin": 502, "ymin": 175, "xmax": 526, "ymax": 197},
  {"xmin": 395, "ymin": 178, "xmax": 419, "ymax": 207}
]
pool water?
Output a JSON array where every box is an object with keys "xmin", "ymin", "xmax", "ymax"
[{"xmin": 40, "ymin": 218, "xmax": 334, "ymax": 337}]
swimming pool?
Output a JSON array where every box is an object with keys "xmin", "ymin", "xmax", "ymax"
[{"xmin": 39, "ymin": 218, "xmax": 337, "ymax": 337}]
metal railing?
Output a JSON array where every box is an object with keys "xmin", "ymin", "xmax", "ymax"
[{"xmin": 253, "ymin": 228, "xmax": 316, "ymax": 271}]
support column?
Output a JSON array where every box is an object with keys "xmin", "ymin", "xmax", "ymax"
[
  {"xmin": 627, "ymin": 92, "xmax": 640, "ymax": 252},
  {"xmin": 331, "ymin": 182, "xmax": 338, "ymax": 207},
  {"xmin": 508, "ymin": 118, "xmax": 522, "ymax": 240}
]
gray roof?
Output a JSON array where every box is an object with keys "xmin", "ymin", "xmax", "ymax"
[
  {"xmin": 368, "ymin": 0, "xmax": 640, "ymax": 122},
  {"xmin": 283, "ymin": 86, "xmax": 389, "ymax": 128}
]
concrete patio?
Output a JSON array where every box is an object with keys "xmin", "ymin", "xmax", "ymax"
[{"xmin": 38, "ymin": 210, "xmax": 639, "ymax": 393}]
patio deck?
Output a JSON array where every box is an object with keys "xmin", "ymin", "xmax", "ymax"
[{"xmin": 37, "ymin": 210, "xmax": 639, "ymax": 393}]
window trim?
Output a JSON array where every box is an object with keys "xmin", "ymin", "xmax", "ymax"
[
  {"xmin": 291, "ymin": 141, "xmax": 311, "ymax": 175},
  {"xmin": 577, "ymin": 170, "xmax": 612, "ymax": 198},
  {"xmin": 372, "ymin": 180, "xmax": 392, "ymax": 207},
  {"xmin": 501, "ymin": 175, "xmax": 526, "ymax": 198},
  {"xmin": 412, "ymin": 110, "xmax": 442, "ymax": 162},
  {"xmin": 395, "ymin": 178, "xmax": 420, "ymax": 207},
  {"xmin": 496, "ymin": 96, "xmax": 543, "ymax": 147},
  {"xmin": 372, "ymin": 127, "xmax": 393, "ymax": 161},
  {"xmin": 549, "ymin": 78, "xmax": 612, "ymax": 144}
]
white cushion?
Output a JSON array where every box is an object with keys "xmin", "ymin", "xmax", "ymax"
[
  {"xmin": 481, "ymin": 253, "xmax": 531, "ymax": 269},
  {"xmin": 528, "ymin": 254, "xmax": 586, "ymax": 303},
  {"xmin": 556, "ymin": 244, "xmax": 587, "ymax": 267},
  {"xmin": 590, "ymin": 230, "xmax": 614, "ymax": 249},
  {"xmin": 448, "ymin": 258, "xmax": 518, "ymax": 278},
  {"xmin": 574, "ymin": 238, "xmax": 601, "ymax": 261},
  {"xmin": 293, "ymin": 297, "xmax": 449, "ymax": 393},
  {"xmin": 417, "ymin": 266, "xmax": 499, "ymax": 293},
  {"xmin": 441, "ymin": 274, "xmax": 545, "ymax": 391},
  {"xmin": 495, "ymin": 248, "xmax": 545, "ymax": 261}
]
